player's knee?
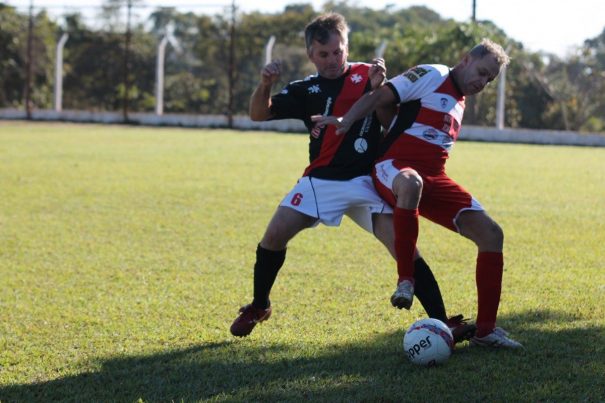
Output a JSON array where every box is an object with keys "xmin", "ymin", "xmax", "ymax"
[
  {"xmin": 487, "ymin": 221, "xmax": 504, "ymax": 247},
  {"xmin": 477, "ymin": 220, "xmax": 504, "ymax": 250},
  {"xmin": 394, "ymin": 170, "xmax": 423, "ymax": 199},
  {"xmin": 260, "ymin": 223, "xmax": 289, "ymax": 250}
]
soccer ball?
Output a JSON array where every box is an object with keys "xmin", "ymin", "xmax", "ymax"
[{"xmin": 403, "ymin": 318, "xmax": 454, "ymax": 367}]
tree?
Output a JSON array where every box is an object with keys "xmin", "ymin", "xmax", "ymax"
[{"xmin": 0, "ymin": 5, "xmax": 57, "ymax": 109}]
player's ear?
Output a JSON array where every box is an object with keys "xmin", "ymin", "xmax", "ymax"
[{"xmin": 461, "ymin": 54, "xmax": 473, "ymax": 67}]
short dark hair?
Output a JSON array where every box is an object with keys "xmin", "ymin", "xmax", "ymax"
[{"xmin": 304, "ymin": 12, "xmax": 349, "ymax": 51}]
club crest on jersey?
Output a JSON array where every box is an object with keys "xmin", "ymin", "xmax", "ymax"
[
  {"xmin": 350, "ymin": 73, "xmax": 363, "ymax": 84},
  {"xmin": 280, "ymin": 88, "xmax": 288, "ymax": 95},
  {"xmin": 308, "ymin": 85, "xmax": 321, "ymax": 94},
  {"xmin": 440, "ymin": 98, "xmax": 448, "ymax": 108}
]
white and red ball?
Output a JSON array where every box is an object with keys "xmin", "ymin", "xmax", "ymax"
[{"xmin": 403, "ymin": 318, "xmax": 454, "ymax": 366}]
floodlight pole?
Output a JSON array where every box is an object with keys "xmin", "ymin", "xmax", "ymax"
[
  {"xmin": 155, "ymin": 36, "xmax": 169, "ymax": 116},
  {"xmin": 496, "ymin": 66, "xmax": 506, "ymax": 129},
  {"xmin": 54, "ymin": 33, "xmax": 69, "ymax": 112},
  {"xmin": 265, "ymin": 35, "xmax": 276, "ymax": 65}
]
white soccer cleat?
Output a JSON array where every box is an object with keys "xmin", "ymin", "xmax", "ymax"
[
  {"xmin": 470, "ymin": 327, "xmax": 524, "ymax": 349},
  {"xmin": 391, "ymin": 280, "xmax": 414, "ymax": 310}
]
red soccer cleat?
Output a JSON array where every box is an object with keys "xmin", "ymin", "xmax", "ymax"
[
  {"xmin": 447, "ymin": 314, "xmax": 477, "ymax": 344},
  {"xmin": 230, "ymin": 304, "xmax": 272, "ymax": 337}
]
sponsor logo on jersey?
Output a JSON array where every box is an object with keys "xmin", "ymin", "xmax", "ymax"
[
  {"xmin": 310, "ymin": 97, "xmax": 332, "ymax": 139},
  {"xmin": 354, "ymin": 138, "xmax": 368, "ymax": 153},
  {"xmin": 442, "ymin": 115, "xmax": 451, "ymax": 132},
  {"xmin": 308, "ymin": 84, "xmax": 321, "ymax": 94},
  {"xmin": 441, "ymin": 114, "xmax": 460, "ymax": 134},
  {"xmin": 359, "ymin": 115, "xmax": 372, "ymax": 137},
  {"xmin": 422, "ymin": 128, "xmax": 439, "ymax": 140},
  {"xmin": 403, "ymin": 66, "xmax": 430, "ymax": 83},
  {"xmin": 323, "ymin": 97, "xmax": 333, "ymax": 116},
  {"xmin": 350, "ymin": 73, "xmax": 363, "ymax": 84}
]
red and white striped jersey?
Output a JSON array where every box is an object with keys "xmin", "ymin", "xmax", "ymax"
[{"xmin": 379, "ymin": 64, "xmax": 466, "ymax": 175}]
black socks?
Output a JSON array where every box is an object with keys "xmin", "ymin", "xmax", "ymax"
[
  {"xmin": 252, "ymin": 244, "xmax": 286, "ymax": 310},
  {"xmin": 413, "ymin": 257, "xmax": 447, "ymax": 322}
]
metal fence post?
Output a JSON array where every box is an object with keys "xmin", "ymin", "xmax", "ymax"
[
  {"xmin": 54, "ymin": 33, "xmax": 69, "ymax": 112},
  {"xmin": 496, "ymin": 65, "xmax": 506, "ymax": 129},
  {"xmin": 155, "ymin": 36, "xmax": 169, "ymax": 116}
]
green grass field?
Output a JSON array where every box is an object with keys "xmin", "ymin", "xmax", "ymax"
[{"xmin": 1, "ymin": 121, "xmax": 604, "ymax": 402}]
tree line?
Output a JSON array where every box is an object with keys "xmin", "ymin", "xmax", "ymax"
[{"xmin": 0, "ymin": 1, "xmax": 603, "ymax": 132}]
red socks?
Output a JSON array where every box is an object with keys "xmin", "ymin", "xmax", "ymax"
[
  {"xmin": 393, "ymin": 207, "xmax": 419, "ymax": 284},
  {"xmin": 475, "ymin": 251, "xmax": 503, "ymax": 337}
]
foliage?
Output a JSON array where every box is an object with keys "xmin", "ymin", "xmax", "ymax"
[
  {"xmin": 0, "ymin": 5, "xmax": 57, "ymax": 108},
  {"xmin": 0, "ymin": 5, "xmax": 27, "ymax": 107},
  {"xmin": 0, "ymin": 2, "xmax": 603, "ymax": 131},
  {"xmin": 0, "ymin": 123, "xmax": 604, "ymax": 401}
]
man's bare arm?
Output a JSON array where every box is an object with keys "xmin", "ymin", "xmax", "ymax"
[
  {"xmin": 249, "ymin": 60, "xmax": 282, "ymax": 121},
  {"xmin": 311, "ymin": 85, "xmax": 397, "ymax": 134}
]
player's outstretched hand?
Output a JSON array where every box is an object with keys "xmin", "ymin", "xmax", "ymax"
[
  {"xmin": 310, "ymin": 115, "xmax": 351, "ymax": 135},
  {"xmin": 261, "ymin": 60, "xmax": 282, "ymax": 86},
  {"xmin": 369, "ymin": 57, "xmax": 387, "ymax": 90}
]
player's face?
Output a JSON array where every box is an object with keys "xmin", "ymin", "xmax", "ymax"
[
  {"xmin": 308, "ymin": 33, "xmax": 348, "ymax": 79},
  {"xmin": 458, "ymin": 54, "xmax": 501, "ymax": 95}
]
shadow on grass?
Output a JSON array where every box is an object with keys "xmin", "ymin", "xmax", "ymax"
[{"xmin": 1, "ymin": 309, "xmax": 604, "ymax": 402}]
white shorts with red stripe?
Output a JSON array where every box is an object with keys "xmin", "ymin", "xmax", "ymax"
[{"xmin": 279, "ymin": 175, "xmax": 392, "ymax": 233}]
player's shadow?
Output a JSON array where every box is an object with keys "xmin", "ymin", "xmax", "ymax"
[{"xmin": 1, "ymin": 309, "xmax": 603, "ymax": 402}]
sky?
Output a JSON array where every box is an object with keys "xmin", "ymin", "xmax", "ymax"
[{"xmin": 7, "ymin": 0, "xmax": 605, "ymax": 57}]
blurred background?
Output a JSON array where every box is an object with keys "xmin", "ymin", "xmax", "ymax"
[{"xmin": 1, "ymin": 0, "xmax": 604, "ymax": 132}]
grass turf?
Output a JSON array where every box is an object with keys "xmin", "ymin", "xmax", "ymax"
[{"xmin": 0, "ymin": 122, "xmax": 604, "ymax": 401}]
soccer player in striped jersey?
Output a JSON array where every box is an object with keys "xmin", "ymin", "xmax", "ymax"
[
  {"xmin": 313, "ymin": 39, "xmax": 523, "ymax": 349},
  {"xmin": 230, "ymin": 13, "xmax": 474, "ymax": 341}
]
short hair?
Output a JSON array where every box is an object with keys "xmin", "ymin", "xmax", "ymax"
[
  {"xmin": 304, "ymin": 12, "xmax": 349, "ymax": 51},
  {"xmin": 469, "ymin": 38, "xmax": 510, "ymax": 68}
]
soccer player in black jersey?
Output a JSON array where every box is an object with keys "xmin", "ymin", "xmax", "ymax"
[{"xmin": 230, "ymin": 12, "xmax": 474, "ymax": 341}]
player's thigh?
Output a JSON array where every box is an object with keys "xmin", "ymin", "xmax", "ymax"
[
  {"xmin": 343, "ymin": 176, "xmax": 392, "ymax": 233},
  {"xmin": 419, "ymin": 174, "xmax": 482, "ymax": 233},
  {"xmin": 261, "ymin": 206, "xmax": 317, "ymax": 250}
]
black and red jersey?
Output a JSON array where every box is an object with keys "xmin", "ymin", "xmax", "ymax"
[{"xmin": 269, "ymin": 63, "xmax": 383, "ymax": 180}]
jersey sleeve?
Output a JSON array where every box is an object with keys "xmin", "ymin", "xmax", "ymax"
[
  {"xmin": 387, "ymin": 65, "xmax": 447, "ymax": 104},
  {"xmin": 268, "ymin": 82, "xmax": 305, "ymax": 120}
]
